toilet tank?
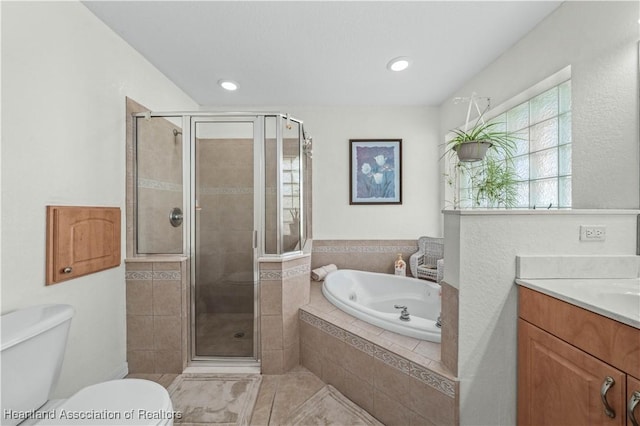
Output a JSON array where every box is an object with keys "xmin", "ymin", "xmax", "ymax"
[{"xmin": 1, "ymin": 304, "xmax": 74, "ymax": 426}]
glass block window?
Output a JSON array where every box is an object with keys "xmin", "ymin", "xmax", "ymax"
[
  {"xmin": 282, "ymin": 155, "xmax": 300, "ymax": 232},
  {"xmin": 458, "ymin": 80, "xmax": 571, "ymax": 209}
]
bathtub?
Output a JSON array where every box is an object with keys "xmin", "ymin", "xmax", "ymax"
[{"xmin": 322, "ymin": 269, "xmax": 441, "ymax": 342}]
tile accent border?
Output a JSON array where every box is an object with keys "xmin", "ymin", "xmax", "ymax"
[
  {"xmin": 199, "ymin": 187, "xmax": 254, "ymax": 195},
  {"xmin": 138, "ymin": 179, "xmax": 255, "ymax": 197},
  {"xmin": 313, "ymin": 245, "xmax": 417, "ymax": 254},
  {"xmin": 299, "ymin": 309, "xmax": 456, "ymax": 398},
  {"xmin": 138, "ymin": 178, "xmax": 182, "ymax": 192},
  {"xmin": 126, "ymin": 271, "xmax": 153, "ymax": 280},
  {"xmin": 260, "ymin": 263, "xmax": 311, "ymax": 281},
  {"xmin": 126, "ymin": 270, "xmax": 181, "ymax": 280}
]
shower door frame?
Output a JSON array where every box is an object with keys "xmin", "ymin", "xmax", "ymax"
[{"xmin": 188, "ymin": 115, "xmax": 263, "ymax": 365}]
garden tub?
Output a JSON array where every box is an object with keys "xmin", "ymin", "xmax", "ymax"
[{"xmin": 322, "ymin": 269, "xmax": 441, "ymax": 342}]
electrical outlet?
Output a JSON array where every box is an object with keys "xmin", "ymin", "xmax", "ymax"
[{"xmin": 580, "ymin": 225, "xmax": 606, "ymax": 241}]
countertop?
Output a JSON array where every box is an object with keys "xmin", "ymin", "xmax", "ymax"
[{"xmin": 516, "ymin": 277, "xmax": 640, "ymax": 329}]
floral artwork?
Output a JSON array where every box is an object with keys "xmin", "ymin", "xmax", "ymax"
[{"xmin": 349, "ymin": 139, "xmax": 402, "ymax": 204}]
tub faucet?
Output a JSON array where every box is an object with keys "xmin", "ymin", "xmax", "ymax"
[{"xmin": 394, "ymin": 305, "xmax": 411, "ymax": 321}]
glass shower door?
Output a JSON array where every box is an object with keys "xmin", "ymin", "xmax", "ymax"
[{"xmin": 192, "ymin": 119, "xmax": 257, "ymax": 359}]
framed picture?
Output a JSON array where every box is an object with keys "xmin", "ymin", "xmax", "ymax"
[{"xmin": 349, "ymin": 139, "xmax": 402, "ymax": 205}]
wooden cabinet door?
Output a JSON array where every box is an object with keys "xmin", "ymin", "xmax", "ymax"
[
  {"xmin": 46, "ymin": 206, "xmax": 121, "ymax": 284},
  {"xmin": 518, "ymin": 319, "xmax": 626, "ymax": 426},
  {"xmin": 628, "ymin": 376, "xmax": 640, "ymax": 426}
]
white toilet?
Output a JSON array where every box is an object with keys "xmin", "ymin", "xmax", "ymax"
[{"xmin": 1, "ymin": 304, "xmax": 175, "ymax": 425}]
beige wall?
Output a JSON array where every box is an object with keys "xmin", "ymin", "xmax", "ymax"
[
  {"xmin": 293, "ymin": 106, "xmax": 441, "ymax": 240},
  {"xmin": 199, "ymin": 106, "xmax": 442, "ymax": 239},
  {"xmin": 1, "ymin": 1, "xmax": 198, "ymax": 397}
]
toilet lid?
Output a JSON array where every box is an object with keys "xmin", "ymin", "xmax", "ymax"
[{"xmin": 36, "ymin": 379, "xmax": 174, "ymax": 425}]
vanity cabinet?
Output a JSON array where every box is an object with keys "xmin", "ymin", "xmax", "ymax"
[
  {"xmin": 629, "ymin": 376, "xmax": 640, "ymax": 426},
  {"xmin": 518, "ymin": 286, "xmax": 640, "ymax": 426}
]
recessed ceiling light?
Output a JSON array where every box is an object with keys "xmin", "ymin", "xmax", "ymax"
[
  {"xmin": 387, "ymin": 57, "xmax": 411, "ymax": 72},
  {"xmin": 218, "ymin": 80, "xmax": 239, "ymax": 91}
]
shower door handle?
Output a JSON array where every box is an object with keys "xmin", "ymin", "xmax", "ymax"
[
  {"xmin": 253, "ymin": 230, "xmax": 258, "ymax": 249},
  {"xmin": 169, "ymin": 207, "xmax": 183, "ymax": 227}
]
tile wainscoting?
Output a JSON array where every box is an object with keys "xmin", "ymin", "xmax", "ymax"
[
  {"xmin": 125, "ymin": 255, "xmax": 311, "ymax": 375},
  {"xmin": 125, "ymin": 258, "xmax": 189, "ymax": 374},
  {"xmin": 259, "ymin": 255, "xmax": 311, "ymax": 374},
  {"xmin": 311, "ymin": 240, "xmax": 419, "ymax": 276}
]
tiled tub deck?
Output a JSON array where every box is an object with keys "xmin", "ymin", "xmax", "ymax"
[{"xmin": 300, "ymin": 282, "xmax": 459, "ymax": 426}]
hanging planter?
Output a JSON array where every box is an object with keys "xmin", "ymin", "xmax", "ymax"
[
  {"xmin": 443, "ymin": 93, "xmax": 521, "ymax": 209},
  {"xmin": 446, "ymin": 121, "xmax": 516, "ymax": 163},
  {"xmin": 453, "ymin": 140, "xmax": 492, "ymax": 162},
  {"xmin": 444, "ymin": 93, "xmax": 517, "ymax": 163}
]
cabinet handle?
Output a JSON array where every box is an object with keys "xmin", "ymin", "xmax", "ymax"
[
  {"xmin": 62, "ymin": 267, "xmax": 73, "ymax": 274},
  {"xmin": 629, "ymin": 390, "xmax": 640, "ymax": 426},
  {"xmin": 600, "ymin": 376, "xmax": 616, "ymax": 418}
]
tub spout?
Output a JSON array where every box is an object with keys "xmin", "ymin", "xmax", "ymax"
[{"xmin": 394, "ymin": 305, "xmax": 411, "ymax": 321}]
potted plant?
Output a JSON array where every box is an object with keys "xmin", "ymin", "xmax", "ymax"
[
  {"xmin": 445, "ymin": 120, "xmax": 517, "ymax": 162},
  {"xmin": 446, "ymin": 150, "xmax": 520, "ymax": 209}
]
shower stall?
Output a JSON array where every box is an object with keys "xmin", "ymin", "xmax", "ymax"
[{"xmin": 132, "ymin": 112, "xmax": 311, "ymax": 366}]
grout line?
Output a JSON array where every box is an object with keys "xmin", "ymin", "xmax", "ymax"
[{"xmin": 265, "ymin": 376, "xmax": 279, "ymax": 426}]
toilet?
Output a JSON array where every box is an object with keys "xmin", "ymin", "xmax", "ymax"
[{"xmin": 0, "ymin": 304, "xmax": 175, "ymax": 425}]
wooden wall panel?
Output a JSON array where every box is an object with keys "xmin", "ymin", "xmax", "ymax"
[{"xmin": 46, "ymin": 206, "xmax": 121, "ymax": 285}]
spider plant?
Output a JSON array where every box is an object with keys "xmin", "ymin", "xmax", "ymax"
[
  {"xmin": 470, "ymin": 157, "xmax": 519, "ymax": 208},
  {"xmin": 445, "ymin": 120, "xmax": 518, "ymax": 162}
]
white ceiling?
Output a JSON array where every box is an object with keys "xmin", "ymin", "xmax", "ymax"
[{"xmin": 83, "ymin": 1, "xmax": 562, "ymax": 107}]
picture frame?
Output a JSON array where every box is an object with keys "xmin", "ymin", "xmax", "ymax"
[{"xmin": 349, "ymin": 139, "xmax": 402, "ymax": 205}]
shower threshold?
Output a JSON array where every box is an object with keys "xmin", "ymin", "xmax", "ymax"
[{"xmin": 184, "ymin": 361, "xmax": 261, "ymax": 375}]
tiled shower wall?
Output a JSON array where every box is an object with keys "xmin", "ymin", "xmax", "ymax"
[
  {"xmin": 125, "ymin": 98, "xmax": 183, "ymax": 257},
  {"xmin": 311, "ymin": 240, "xmax": 419, "ymax": 276},
  {"xmin": 134, "ymin": 114, "xmax": 183, "ymax": 254},
  {"xmin": 125, "ymin": 258, "xmax": 189, "ymax": 374}
]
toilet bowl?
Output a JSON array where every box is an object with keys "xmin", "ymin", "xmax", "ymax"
[
  {"xmin": 0, "ymin": 305, "xmax": 176, "ymax": 426},
  {"xmin": 32, "ymin": 379, "xmax": 175, "ymax": 425}
]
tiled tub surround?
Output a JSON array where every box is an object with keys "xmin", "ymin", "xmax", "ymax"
[
  {"xmin": 312, "ymin": 240, "xmax": 419, "ymax": 276},
  {"xmin": 259, "ymin": 255, "xmax": 311, "ymax": 374},
  {"xmin": 125, "ymin": 258, "xmax": 189, "ymax": 374},
  {"xmin": 300, "ymin": 282, "xmax": 459, "ymax": 425}
]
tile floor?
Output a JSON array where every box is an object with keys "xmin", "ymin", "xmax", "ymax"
[
  {"xmin": 128, "ymin": 366, "xmax": 342, "ymax": 425},
  {"xmin": 126, "ymin": 373, "xmax": 179, "ymax": 389}
]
